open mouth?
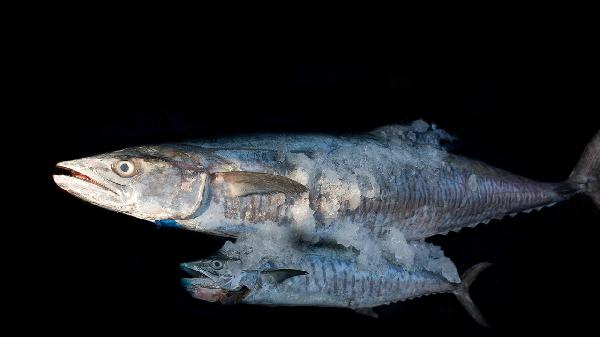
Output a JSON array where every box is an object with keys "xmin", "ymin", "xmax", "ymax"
[
  {"xmin": 180, "ymin": 263, "xmax": 210, "ymax": 278},
  {"xmin": 181, "ymin": 277, "xmax": 222, "ymax": 290},
  {"xmin": 55, "ymin": 164, "xmax": 114, "ymax": 193}
]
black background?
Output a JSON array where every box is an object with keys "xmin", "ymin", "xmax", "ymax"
[{"xmin": 22, "ymin": 14, "xmax": 599, "ymax": 334}]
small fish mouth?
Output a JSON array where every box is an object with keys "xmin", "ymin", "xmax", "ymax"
[
  {"xmin": 180, "ymin": 263, "xmax": 212, "ymax": 279},
  {"xmin": 181, "ymin": 277, "xmax": 222, "ymax": 290},
  {"xmin": 54, "ymin": 164, "xmax": 115, "ymax": 194}
]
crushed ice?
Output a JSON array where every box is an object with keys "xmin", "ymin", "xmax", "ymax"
[{"xmin": 201, "ymin": 121, "xmax": 461, "ymax": 283}]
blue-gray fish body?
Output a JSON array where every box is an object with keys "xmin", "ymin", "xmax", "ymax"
[
  {"xmin": 244, "ymin": 254, "xmax": 456, "ymax": 308},
  {"xmin": 176, "ymin": 126, "xmax": 599, "ymax": 240},
  {"xmin": 54, "ymin": 123, "xmax": 600, "ymax": 241},
  {"xmin": 180, "ymin": 249, "xmax": 491, "ymax": 326}
]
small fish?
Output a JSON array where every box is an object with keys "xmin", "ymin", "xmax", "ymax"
[
  {"xmin": 53, "ymin": 123, "xmax": 599, "ymax": 240},
  {"xmin": 180, "ymin": 251, "xmax": 492, "ymax": 327}
]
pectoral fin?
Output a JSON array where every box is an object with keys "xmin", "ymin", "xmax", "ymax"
[
  {"xmin": 261, "ymin": 269, "xmax": 308, "ymax": 283},
  {"xmin": 214, "ymin": 172, "xmax": 308, "ymax": 197}
]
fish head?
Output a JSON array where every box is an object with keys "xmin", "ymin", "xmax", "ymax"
[
  {"xmin": 53, "ymin": 145, "xmax": 209, "ymax": 222},
  {"xmin": 180, "ymin": 252, "xmax": 242, "ymax": 282}
]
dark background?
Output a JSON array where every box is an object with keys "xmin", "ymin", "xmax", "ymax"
[{"xmin": 22, "ymin": 16, "xmax": 599, "ymax": 334}]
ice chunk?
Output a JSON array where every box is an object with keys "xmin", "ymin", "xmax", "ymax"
[
  {"xmin": 370, "ymin": 119, "xmax": 455, "ymax": 148},
  {"xmin": 314, "ymin": 168, "xmax": 362, "ymax": 221},
  {"xmin": 288, "ymin": 195, "xmax": 318, "ymax": 243},
  {"xmin": 286, "ymin": 152, "xmax": 315, "ymax": 186},
  {"xmin": 411, "ymin": 119, "xmax": 430, "ymax": 133},
  {"xmin": 383, "ymin": 229, "xmax": 415, "ymax": 268},
  {"xmin": 411, "ymin": 242, "xmax": 460, "ymax": 283}
]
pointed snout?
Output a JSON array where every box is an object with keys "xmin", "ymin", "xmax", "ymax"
[
  {"xmin": 180, "ymin": 262, "xmax": 200, "ymax": 276},
  {"xmin": 53, "ymin": 156, "xmax": 123, "ymax": 209},
  {"xmin": 180, "ymin": 278, "xmax": 196, "ymax": 290}
]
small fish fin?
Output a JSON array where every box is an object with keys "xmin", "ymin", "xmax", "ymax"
[
  {"xmin": 568, "ymin": 130, "xmax": 600, "ymax": 209},
  {"xmin": 261, "ymin": 269, "xmax": 308, "ymax": 283},
  {"xmin": 453, "ymin": 262, "xmax": 492, "ymax": 328},
  {"xmin": 353, "ymin": 308, "xmax": 379, "ymax": 318},
  {"xmin": 213, "ymin": 172, "xmax": 308, "ymax": 197}
]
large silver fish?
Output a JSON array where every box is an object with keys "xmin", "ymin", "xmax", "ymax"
[
  {"xmin": 180, "ymin": 250, "xmax": 492, "ymax": 327},
  {"xmin": 53, "ymin": 122, "xmax": 599, "ymax": 240}
]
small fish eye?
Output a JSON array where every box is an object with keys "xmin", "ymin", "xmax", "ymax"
[
  {"xmin": 113, "ymin": 160, "xmax": 137, "ymax": 177},
  {"xmin": 211, "ymin": 261, "xmax": 223, "ymax": 270}
]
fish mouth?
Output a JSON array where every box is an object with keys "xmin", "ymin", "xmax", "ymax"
[
  {"xmin": 181, "ymin": 277, "xmax": 222, "ymax": 290},
  {"xmin": 54, "ymin": 163, "xmax": 116, "ymax": 195},
  {"xmin": 181, "ymin": 278, "xmax": 250, "ymax": 304},
  {"xmin": 180, "ymin": 262, "xmax": 213, "ymax": 279}
]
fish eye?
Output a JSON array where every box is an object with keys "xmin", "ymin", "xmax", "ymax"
[
  {"xmin": 113, "ymin": 160, "xmax": 137, "ymax": 177},
  {"xmin": 211, "ymin": 260, "xmax": 223, "ymax": 270}
]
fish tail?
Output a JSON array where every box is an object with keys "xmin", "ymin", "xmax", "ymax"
[
  {"xmin": 452, "ymin": 262, "xmax": 492, "ymax": 328},
  {"xmin": 567, "ymin": 130, "xmax": 600, "ymax": 209}
]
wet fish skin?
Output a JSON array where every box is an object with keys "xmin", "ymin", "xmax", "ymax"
[
  {"xmin": 181, "ymin": 251, "xmax": 491, "ymax": 327},
  {"xmin": 53, "ymin": 125, "xmax": 599, "ymax": 240}
]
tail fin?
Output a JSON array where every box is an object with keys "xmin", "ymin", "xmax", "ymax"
[
  {"xmin": 568, "ymin": 130, "xmax": 600, "ymax": 209},
  {"xmin": 453, "ymin": 262, "xmax": 492, "ymax": 328}
]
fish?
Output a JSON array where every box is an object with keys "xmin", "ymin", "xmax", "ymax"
[
  {"xmin": 180, "ymin": 249, "xmax": 492, "ymax": 327},
  {"xmin": 53, "ymin": 122, "xmax": 599, "ymax": 240}
]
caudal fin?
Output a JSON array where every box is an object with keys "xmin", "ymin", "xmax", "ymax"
[
  {"xmin": 568, "ymin": 130, "xmax": 600, "ymax": 209},
  {"xmin": 453, "ymin": 262, "xmax": 492, "ymax": 328}
]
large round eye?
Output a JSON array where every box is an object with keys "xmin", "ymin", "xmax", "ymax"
[
  {"xmin": 113, "ymin": 160, "xmax": 137, "ymax": 177},
  {"xmin": 211, "ymin": 260, "xmax": 223, "ymax": 270}
]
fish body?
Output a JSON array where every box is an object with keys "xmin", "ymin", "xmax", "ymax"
[
  {"xmin": 54, "ymin": 123, "xmax": 600, "ymax": 241},
  {"xmin": 180, "ymin": 249, "xmax": 491, "ymax": 326},
  {"xmin": 249, "ymin": 255, "xmax": 456, "ymax": 308},
  {"xmin": 189, "ymin": 132, "xmax": 564, "ymax": 240}
]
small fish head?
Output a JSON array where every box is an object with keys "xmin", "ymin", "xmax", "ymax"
[
  {"xmin": 53, "ymin": 145, "xmax": 209, "ymax": 222},
  {"xmin": 180, "ymin": 253, "xmax": 242, "ymax": 281}
]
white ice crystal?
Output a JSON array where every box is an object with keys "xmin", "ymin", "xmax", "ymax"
[
  {"xmin": 286, "ymin": 152, "xmax": 315, "ymax": 186},
  {"xmin": 411, "ymin": 242, "xmax": 460, "ymax": 283},
  {"xmin": 288, "ymin": 194, "xmax": 318, "ymax": 243},
  {"xmin": 383, "ymin": 228, "xmax": 415, "ymax": 268}
]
